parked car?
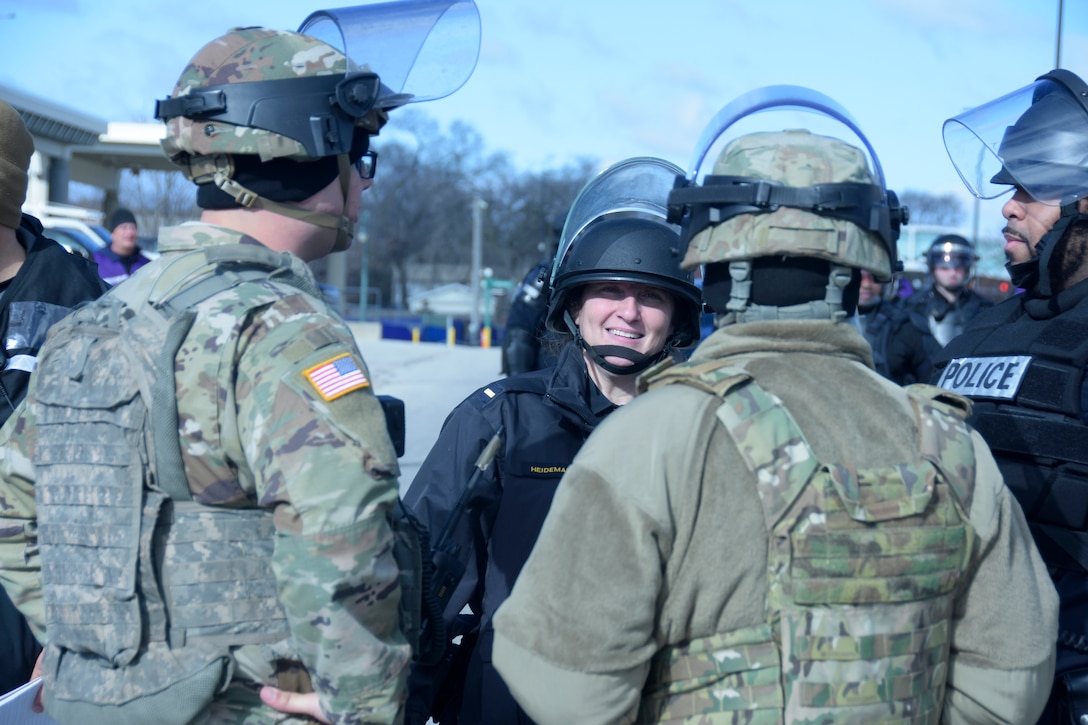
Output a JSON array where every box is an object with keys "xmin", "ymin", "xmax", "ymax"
[
  {"xmin": 38, "ymin": 213, "xmax": 160, "ymax": 262},
  {"xmin": 38, "ymin": 224, "xmax": 103, "ymax": 259}
]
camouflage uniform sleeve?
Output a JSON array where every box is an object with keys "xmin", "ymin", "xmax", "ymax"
[
  {"xmin": 942, "ymin": 430, "xmax": 1058, "ymax": 724},
  {"xmin": 233, "ymin": 296, "xmax": 408, "ymax": 725},
  {"xmin": 0, "ymin": 402, "xmax": 44, "ymax": 639}
]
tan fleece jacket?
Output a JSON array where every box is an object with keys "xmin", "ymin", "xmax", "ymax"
[{"xmin": 493, "ymin": 319, "xmax": 1058, "ymax": 725}]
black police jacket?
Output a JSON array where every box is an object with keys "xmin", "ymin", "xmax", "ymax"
[
  {"xmin": 0, "ymin": 215, "xmax": 106, "ymax": 695},
  {"xmin": 854, "ymin": 300, "xmax": 932, "ymax": 385},
  {"xmin": 902, "ymin": 285, "xmax": 994, "ymax": 346},
  {"xmin": 0, "ymin": 214, "xmax": 108, "ymax": 425},
  {"xmin": 403, "ymin": 342, "xmax": 615, "ymax": 725},
  {"xmin": 932, "ymin": 281, "xmax": 1088, "ymax": 648}
]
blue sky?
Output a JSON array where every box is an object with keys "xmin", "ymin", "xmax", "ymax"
[{"xmin": 2, "ymin": 0, "xmax": 1086, "ymax": 266}]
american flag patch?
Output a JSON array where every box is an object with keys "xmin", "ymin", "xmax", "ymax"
[{"xmin": 303, "ymin": 353, "xmax": 369, "ymax": 401}]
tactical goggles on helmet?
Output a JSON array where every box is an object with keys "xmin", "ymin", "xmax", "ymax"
[{"xmin": 155, "ymin": 73, "xmax": 382, "ymax": 159}]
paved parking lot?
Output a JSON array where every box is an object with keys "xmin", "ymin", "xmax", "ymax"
[{"xmin": 355, "ymin": 337, "xmax": 503, "ymax": 493}]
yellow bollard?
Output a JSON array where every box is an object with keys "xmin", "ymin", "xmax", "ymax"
[
  {"xmin": 447, "ymin": 325, "xmax": 456, "ymax": 346},
  {"xmin": 481, "ymin": 326, "xmax": 491, "ymax": 349},
  {"xmin": 411, "ymin": 327, "xmax": 420, "ymax": 344}
]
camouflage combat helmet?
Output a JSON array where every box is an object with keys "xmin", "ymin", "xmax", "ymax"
[
  {"xmin": 153, "ymin": 27, "xmax": 387, "ymax": 252},
  {"xmin": 668, "ymin": 86, "xmax": 907, "ymax": 324},
  {"xmin": 679, "ymin": 130, "xmax": 899, "ymax": 282},
  {"xmin": 156, "ymin": 27, "xmax": 386, "ymax": 167}
]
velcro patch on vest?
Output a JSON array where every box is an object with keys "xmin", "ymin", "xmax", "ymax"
[
  {"xmin": 937, "ymin": 355, "xmax": 1032, "ymax": 400},
  {"xmin": 303, "ymin": 353, "xmax": 369, "ymax": 401}
]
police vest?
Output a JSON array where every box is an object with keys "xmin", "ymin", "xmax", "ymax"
[
  {"xmin": 29, "ymin": 244, "xmax": 378, "ymax": 724},
  {"xmin": 933, "ymin": 296, "xmax": 1088, "ymax": 572},
  {"xmin": 638, "ymin": 359, "xmax": 977, "ymax": 724}
]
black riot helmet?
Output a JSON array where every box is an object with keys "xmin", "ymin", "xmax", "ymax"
[
  {"xmin": 926, "ymin": 234, "xmax": 976, "ymax": 273},
  {"xmin": 546, "ymin": 157, "xmax": 703, "ymax": 375},
  {"xmin": 546, "ymin": 216, "xmax": 702, "ymax": 348},
  {"xmin": 943, "ymin": 69, "xmax": 1088, "ymax": 294}
]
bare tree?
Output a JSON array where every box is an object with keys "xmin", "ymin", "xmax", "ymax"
[
  {"xmin": 119, "ymin": 169, "xmax": 199, "ymax": 245},
  {"xmin": 899, "ymin": 190, "xmax": 965, "ymax": 227}
]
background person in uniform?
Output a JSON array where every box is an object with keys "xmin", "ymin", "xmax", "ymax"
[
  {"xmin": 853, "ymin": 268, "xmax": 932, "ymax": 384},
  {"xmin": 0, "ymin": 98, "xmax": 108, "ymax": 696},
  {"xmin": 934, "ymin": 68, "xmax": 1088, "ymax": 723},
  {"xmin": 403, "ymin": 157, "xmax": 702, "ymax": 725},
  {"xmin": 500, "ymin": 252, "xmax": 553, "ymax": 376},
  {"xmin": 901, "ymin": 234, "xmax": 992, "ymax": 360},
  {"xmin": 492, "ymin": 86, "xmax": 1057, "ymax": 724},
  {"xmin": 0, "ymin": 10, "xmax": 478, "ymax": 724},
  {"xmin": 91, "ymin": 207, "xmax": 152, "ymax": 286}
]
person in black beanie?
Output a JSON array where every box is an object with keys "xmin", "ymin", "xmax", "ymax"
[{"xmin": 92, "ymin": 207, "xmax": 151, "ymax": 285}]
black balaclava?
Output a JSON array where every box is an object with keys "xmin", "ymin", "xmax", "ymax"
[
  {"xmin": 197, "ymin": 133, "xmax": 370, "ymax": 210},
  {"xmin": 703, "ymin": 257, "xmax": 861, "ymax": 316}
]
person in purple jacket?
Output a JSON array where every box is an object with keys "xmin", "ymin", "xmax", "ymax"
[{"xmin": 92, "ymin": 207, "xmax": 151, "ymax": 285}]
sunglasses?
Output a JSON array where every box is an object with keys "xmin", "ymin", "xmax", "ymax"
[{"xmin": 353, "ymin": 151, "xmax": 378, "ymax": 180}]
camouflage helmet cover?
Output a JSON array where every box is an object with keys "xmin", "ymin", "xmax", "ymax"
[
  {"xmin": 160, "ymin": 28, "xmax": 370, "ymax": 164},
  {"xmin": 682, "ymin": 129, "xmax": 894, "ymax": 280}
]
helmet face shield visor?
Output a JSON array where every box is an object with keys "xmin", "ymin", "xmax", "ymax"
[
  {"xmin": 552, "ymin": 157, "xmax": 685, "ymax": 287},
  {"xmin": 683, "ymin": 85, "xmax": 888, "ymax": 189},
  {"xmin": 943, "ymin": 72, "xmax": 1088, "ymax": 206},
  {"xmin": 300, "ymin": 0, "xmax": 481, "ymax": 109}
]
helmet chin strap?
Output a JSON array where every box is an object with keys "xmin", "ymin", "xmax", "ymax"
[
  {"xmin": 206, "ymin": 154, "xmax": 355, "ymax": 251},
  {"xmin": 1008, "ymin": 201, "xmax": 1088, "ymax": 295},
  {"xmin": 562, "ymin": 310, "xmax": 666, "ymax": 377}
]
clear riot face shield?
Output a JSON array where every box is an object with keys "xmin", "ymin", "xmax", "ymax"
[
  {"xmin": 300, "ymin": 0, "xmax": 481, "ymax": 110},
  {"xmin": 551, "ymin": 156, "xmax": 685, "ymax": 287},
  {"xmin": 943, "ymin": 69, "xmax": 1088, "ymax": 206}
]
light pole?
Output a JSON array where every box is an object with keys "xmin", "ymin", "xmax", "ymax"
[
  {"xmin": 1056, "ymin": 0, "xmax": 1065, "ymax": 68},
  {"xmin": 468, "ymin": 197, "xmax": 488, "ymax": 345},
  {"xmin": 357, "ymin": 210, "xmax": 370, "ymax": 321}
]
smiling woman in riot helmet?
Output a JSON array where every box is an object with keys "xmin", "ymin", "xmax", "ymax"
[
  {"xmin": 402, "ymin": 157, "xmax": 701, "ymax": 725},
  {"xmin": 937, "ymin": 68, "xmax": 1088, "ymax": 724},
  {"xmin": 491, "ymin": 85, "xmax": 1056, "ymax": 725}
]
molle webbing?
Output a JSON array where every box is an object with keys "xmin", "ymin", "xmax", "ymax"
[
  {"xmin": 32, "ymin": 245, "xmax": 309, "ymax": 713},
  {"xmin": 638, "ymin": 360, "xmax": 976, "ymax": 723}
]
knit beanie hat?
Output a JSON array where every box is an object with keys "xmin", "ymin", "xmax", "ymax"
[
  {"xmin": 108, "ymin": 207, "xmax": 137, "ymax": 232},
  {"xmin": 0, "ymin": 100, "xmax": 33, "ymax": 229}
]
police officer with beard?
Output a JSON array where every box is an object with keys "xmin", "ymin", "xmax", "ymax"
[{"xmin": 935, "ymin": 69, "xmax": 1088, "ymax": 723}]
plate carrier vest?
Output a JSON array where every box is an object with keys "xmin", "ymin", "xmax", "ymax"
[
  {"xmin": 31, "ymin": 245, "xmax": 339, "ymax": 724},
  {"xmin": 636, "ymin": 358, "xmax": 978, "ymax": 724}
]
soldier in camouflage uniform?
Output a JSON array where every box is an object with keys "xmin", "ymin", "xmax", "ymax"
[
  {"xmin": 0, "ymin": 9, "xmax": 478, "ymax": 725},
  {"xmin": 491, "ymin": 86, "xmax": 1058, "ymax": 724}
]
